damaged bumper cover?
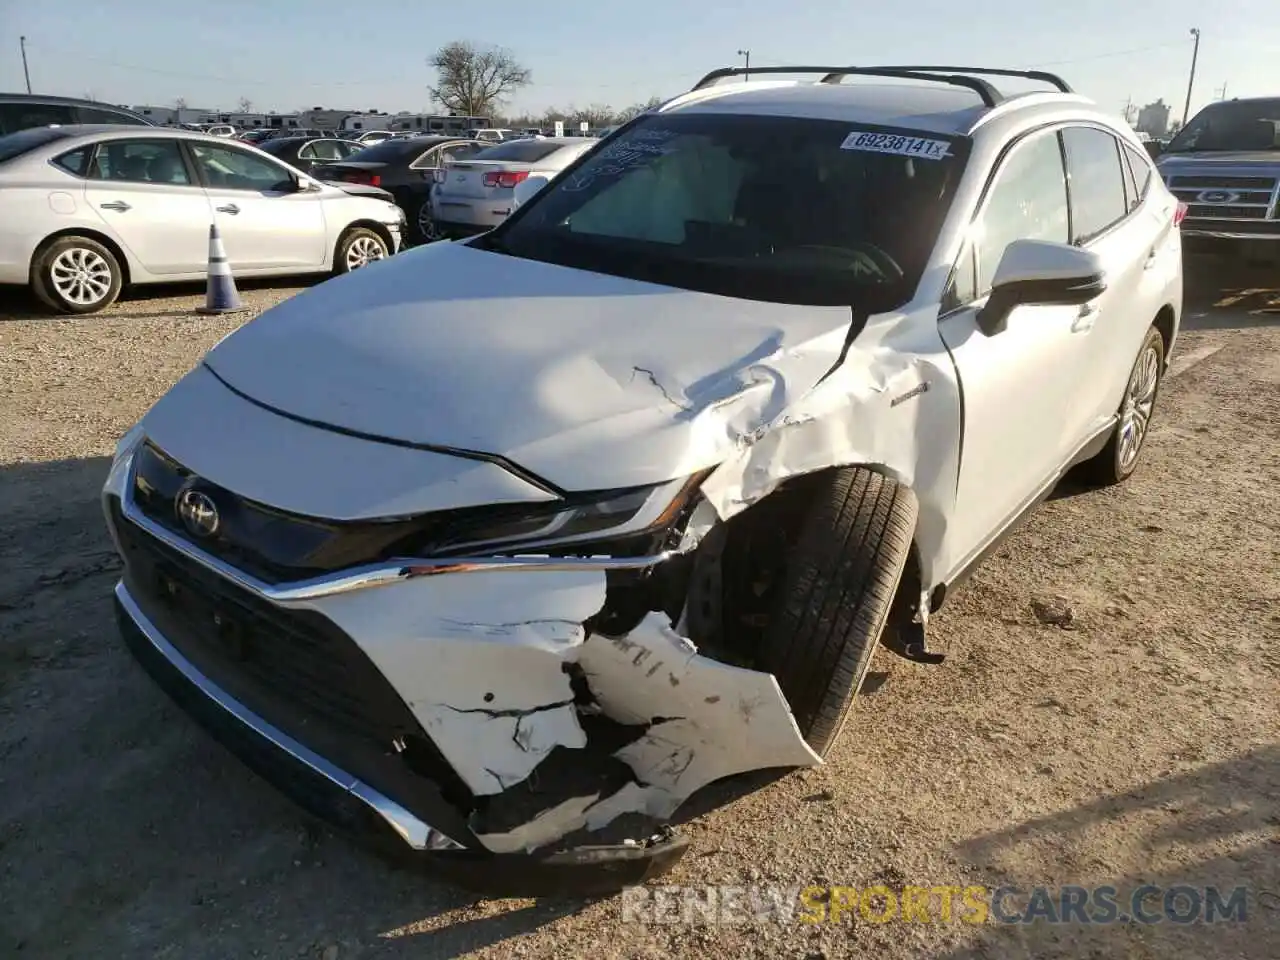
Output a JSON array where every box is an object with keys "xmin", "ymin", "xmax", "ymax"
[
  {"xmin": 113, "ymin": 584, "xmax": 688, "ymax": 895},
  {"xmin": 103, "ymin": 446, "xmax": 820, "ymax": 895}
]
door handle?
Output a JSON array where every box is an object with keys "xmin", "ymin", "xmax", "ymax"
[
  {"xmin": 216, "ymin": 203, "xmax": 240, "ymax": 215},
  {"xmin": 99, "ymin": 201, "xmax": 131, "ymax": 212},
  {"xmin": 1071, "ymin": 303, "xmax": 1099, "ymax": 333}
]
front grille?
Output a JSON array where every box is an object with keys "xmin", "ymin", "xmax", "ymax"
[
  {"xmin": 1167, "ymin": 173, "xmax": 1279, "ymax": 222},
  {"xmin": 110, "ymin": 498, "xmax": 473, "ymax": 807}
]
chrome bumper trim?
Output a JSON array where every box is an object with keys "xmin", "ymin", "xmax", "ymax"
[
  {"xmin": 113, "ymin": 452, "xmax": 674, "ymax": 604},
  {"xmin": 114, "ymin": 580, "xmax": 460, "ymax": 851}
]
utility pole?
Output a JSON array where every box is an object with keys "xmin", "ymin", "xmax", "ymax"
[
  {"xmin": 1214, "ymin": 82, "xmax": 1227, "ymax": 100},
  {"xmin": 1182, "ymin": 27, "xmax": 1201, "ymax": 126},
  {"xmin": 738, "ymin": 49, "xmax": 751, "ymax": 81},
  {"xmin": 1123, "ymin": 96, "xmax": 1133, "ymax": 125},
  {"xmin": 20, "ymin": 36, "xmax": 32, "ymax": 93}
]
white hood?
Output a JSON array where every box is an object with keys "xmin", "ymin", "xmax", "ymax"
[{"xmin": 203, "ymin": 242, "xmax": 854, "ymax": 491}]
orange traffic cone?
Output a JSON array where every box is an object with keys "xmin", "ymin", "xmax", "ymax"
[{"xmin": 197, "ymin": 222, "xmax": 242, "ymax": 314}]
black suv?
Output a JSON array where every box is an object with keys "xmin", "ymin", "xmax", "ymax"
[{"xmin": 0, "ymin": 94, "xmax": 153, "ymax": 135}]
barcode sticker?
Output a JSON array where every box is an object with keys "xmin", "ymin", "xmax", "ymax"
[{"xmin": 839, "ymin": 131, "xmax": 952, "ymax": 160}]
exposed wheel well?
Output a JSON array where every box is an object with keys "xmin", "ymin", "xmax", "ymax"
[
  {"xmin": 1153, "ymin": 305, "xmax": 1176, "ymax": 365},
  {"xmin": 31, "ymin": 230, "xmax": 132, "ymax": 287}
]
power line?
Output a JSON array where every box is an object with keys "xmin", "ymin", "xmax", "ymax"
[{"xmin": 1022, "ymin": 39, "xmax": 1190, "ymax": 69}]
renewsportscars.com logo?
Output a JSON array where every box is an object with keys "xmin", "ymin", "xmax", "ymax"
[{"xmin": 620, "ymin": 883, "xmax": 1250, "ymax": 926}]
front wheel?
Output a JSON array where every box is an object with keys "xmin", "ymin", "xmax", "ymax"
[
  {"xmin": 755, "ymin": 468, "xmax": 918, "ymax": 757},
  {"xmin": 31, "ymin": 236, "xmax": 123, "ymax": 315},
  {"xmin": 1080, "ymin": 325, "xmax": 1165, "ymax": 486},
  {"xmin": 334, "ymin": 227, "xmax": 389, "ymax": 275}
]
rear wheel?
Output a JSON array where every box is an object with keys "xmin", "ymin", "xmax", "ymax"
[
  {"xmin": 414, "ymin": 199, "xmax": 444, "ymax": 244},
  {"xmin": 755, "ymin": 468, "xmax": 918, "ymax": 756},
  {"xmin": 334, "ymin": 227, "xmax": 388, "ymax": 274},
  {"xmin": 1080, "ymin": 325, "xmax": 1164, "ymax": 486},
  {"xmin": 31, "ymin": 236, "xmax": 123, "ymax": 315}
]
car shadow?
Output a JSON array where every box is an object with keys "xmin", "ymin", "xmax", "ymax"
[
  {"xmin": 0, "ymin": 277, "xmax": 321, "ymax": 322},
  {"xmin": 1182, "ymin": 257, "xmax": 1280, "ymax": 331},
  {"xmin": 929, "ymin": 745, "xmax": 1280, "ymax": 958},
  {"xmin": 0, "ymin": 453, "xmax": 802, "ymax": 958}
]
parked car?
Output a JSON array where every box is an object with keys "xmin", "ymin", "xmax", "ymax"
[
  {"xmin": 100, "ymin": 64, "xmax": 1182, "ymax": 891},
  {"xmin": 0, "ymin": 125, "xmax": 406, "ymax": 314},
  {"xmin": 312, "ymin": 135, "xmax": 487, "ymax": 242},
  {"xmin": 237, "ymin": 129, "xmax": 274, "ymax": 145},
  {"xmin": 429, "ymin": 136, "xmax": 598, "ymax": 238},
  {"xmin": 205, "ymin": 124, "xmax": 237, "ymax": 138},
  {"xmin": 257, "ymin": 135, "xmax": 367, "ymax": 177},
  {"xmin": 1153, "ymin": 96, "xmax": 1280, "ymax": 267},
  {"xmin": 0, "ymin": 94, "xmax": 154, "ymax": 135},
  {"xmin": 351, "ymin": 129, "xmax": 396, "ymax": 145}
]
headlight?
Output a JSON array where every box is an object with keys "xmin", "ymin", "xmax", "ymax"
[{"xmin": 429, "ymin": 473, "xmax": 706, "ymax": 557}]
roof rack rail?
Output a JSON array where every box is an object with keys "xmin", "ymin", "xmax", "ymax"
[
  {"xmin": 690, "ymin": 65, "xmax": 1002, "ymax": 107},
  {"xmin": 864, "ymin": 66, "xmax": 1073, "ymax": 94}
]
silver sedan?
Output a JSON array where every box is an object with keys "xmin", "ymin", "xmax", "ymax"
[
  {"xmin": 429, "ymin": 137, "xmax": 597, "ymax": 238},
  {"xmin": 0, "ymin": 125, "xmax": 406, "ymax": 314}
]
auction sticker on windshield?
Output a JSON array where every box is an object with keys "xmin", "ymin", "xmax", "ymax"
[{"xmin": 840, "ymin": 131, "xmax": 952, "ymax": 160}]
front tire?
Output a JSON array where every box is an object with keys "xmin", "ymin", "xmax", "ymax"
[
  {"xmin": 31, "ymin": 236, "xmax": 123, "ymax": 315},
  {"xmin": 756, "ymin": 468, "xmax": 918, "ymax": 757},
  {"xmin": 1080, "ymin": 325, "xmax": 1164, "ymax": 486},
  {"xmin": 334, "ymin": 227, "xmax": 389, "ymax": 275}
]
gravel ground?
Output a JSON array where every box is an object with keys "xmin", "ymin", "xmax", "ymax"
[{"xmin": 0, "ymin": 266, "xmax": 1277, "ymax": 959}]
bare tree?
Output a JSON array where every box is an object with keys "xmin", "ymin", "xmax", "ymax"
[
  {"xmin": 428, "ymin": 42, "xmax": 531, "ymax": 117},
  {"xmin": 615, "ymin": 96, "xmax": 665, "ymax": 123},
  {"xmin": 237, "ymin": 96, "xmax": 253, "ymax": 113},
  {"xmin": 173, "ymin": 97, "xmax": 188, "ymax": 111}
]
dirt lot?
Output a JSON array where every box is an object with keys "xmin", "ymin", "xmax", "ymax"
[{"xmin": 1, "ymin": 267, "xmax": 1277, "ymax": 959}]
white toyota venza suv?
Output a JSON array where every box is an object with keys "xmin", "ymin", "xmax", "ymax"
[{"xmin": 103, "ymin": 65, "xmax": 1183, "ymax": 892}]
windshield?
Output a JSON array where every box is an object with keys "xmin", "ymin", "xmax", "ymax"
[
  {"xmin": 480, "ymin": 113, "xmax": 970, "ymax": 307},
  {"xmin": 473, "ymin": 140, "xmax": 565, "ymax": 163},
  {"xmin": 0, "ymin": 126, "xmax": 71, "ymax": 163},
  {"xmin": 1166, "ymin": 99, "xmax": 1280, "ymax": 153}
]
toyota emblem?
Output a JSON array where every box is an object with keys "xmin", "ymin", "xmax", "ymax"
[{"xmin": 176, "ymin": 487, "xmax": 220, "ymax": 538}]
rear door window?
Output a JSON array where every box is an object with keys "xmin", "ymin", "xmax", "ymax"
[
  {"xmin": 1062, "ymin": 127, "xmax": 1129, "ymax": 244},
  {"xmin": 89, "ymin": 139, "xmax": 192, "ymax": 184}
]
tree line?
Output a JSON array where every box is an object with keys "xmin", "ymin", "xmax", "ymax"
[{"xmin": 429, "ymin": 41, "xmax": 665, "ymax": 128}]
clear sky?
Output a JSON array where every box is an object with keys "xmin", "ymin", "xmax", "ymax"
[{"xmin": 2, "ymin": 0, "xmax": 1278, "ymax": 121}]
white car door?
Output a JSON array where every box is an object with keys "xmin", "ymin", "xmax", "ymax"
[
  {"xmin": 939, "ymin": 127, "xmax": 1094, "ymax": 574},
  {"xmin": 187, "ymin": 140, "xmax": 326, "ymax": 271},
  {"xmin": 83, "ymin": 137, "xmax": 214, "ymax": 276}
]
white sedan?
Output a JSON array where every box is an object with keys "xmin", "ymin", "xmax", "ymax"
[{"xmin": 0, "ymin": 125, "xmax": 406, "ymax": 314}]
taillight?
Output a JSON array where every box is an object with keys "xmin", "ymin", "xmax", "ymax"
[
  {"xmin": 482, "ymin": 170, "xmax": 530, "ymax": 189},
  {"xmin": 1174, "ymin": 201, "xmax": 1188, "ymax": 226}
]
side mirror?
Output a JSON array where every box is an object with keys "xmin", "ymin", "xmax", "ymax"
[
  {"xmin": 512, "ymin": 174, "xmax": 550, "ymax": 210},
  {"xmin": 1144, "ymin": 140, "xmax": 1164, "ymax": 160},
  {"xmin": 295, "ymin": 176, "xmax": 322, "ymax": 193},
  {"xmin": 977, "ymin": 239, "xmax": 1106, "ymax": 337}
]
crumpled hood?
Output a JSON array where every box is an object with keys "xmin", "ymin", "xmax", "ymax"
[{"xmin": 203, "ymin": 242, "xmax": 854, "ymax": 491}]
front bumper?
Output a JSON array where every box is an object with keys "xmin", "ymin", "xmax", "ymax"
[
  {"xmin": 113, "ymin": 580, "xmax": 688, "ymax": 895},
  {"xmin": 102, "ymin": 433, "xmax": 820, "ymax": 894}
]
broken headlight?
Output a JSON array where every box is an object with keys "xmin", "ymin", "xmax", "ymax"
[{"xmin": 429, "ymin": 473, "xmax": 705, "ymax": 557}]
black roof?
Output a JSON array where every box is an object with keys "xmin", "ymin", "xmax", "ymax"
[{"xmin": 0, "ymin": 93, "xmax": 151, "ymax": 119}]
